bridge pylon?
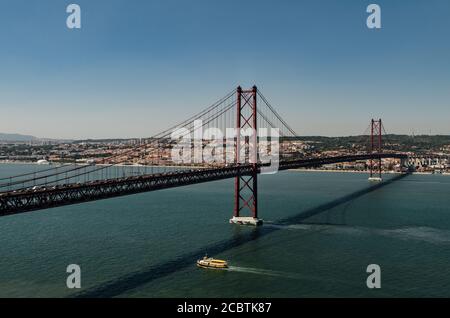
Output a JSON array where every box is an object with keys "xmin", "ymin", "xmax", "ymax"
[
  {"xmin": 229, "ymin": 86, "xmax": 263, "ymax": 226},
  {"xmin": 368, "ymin": 118, "xmax": 383, "ymax": 182}
]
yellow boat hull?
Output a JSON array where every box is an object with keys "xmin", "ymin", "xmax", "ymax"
[{"xmin": 197, "ymin": 258, "xmax": 228, "ymax": 269}]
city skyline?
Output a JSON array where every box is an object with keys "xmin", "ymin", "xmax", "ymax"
[{"xmin": 1, "ymin": 0, "xmax": 450, "ymax": 139}]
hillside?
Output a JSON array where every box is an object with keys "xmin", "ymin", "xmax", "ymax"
[
  {"xmin": 287, "ymin": 135, "xmax": 450, "ymax": 154},
  {"xmin": 0, "ymin": 133, "xmax": 38, "ymax": 142}
]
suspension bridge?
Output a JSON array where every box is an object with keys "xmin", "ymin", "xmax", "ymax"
[{"xmin": 0, "ymin": 86, "xmax": 407, "ymax": 223}]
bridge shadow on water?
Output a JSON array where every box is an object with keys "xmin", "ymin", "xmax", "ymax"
[
  {"xmin": 72, "ymin": 173, "xmax": 409, "ymax": 298},
  {"xmin": 277, "ymin": 173, "xmax": 409, "ymax": 225}
]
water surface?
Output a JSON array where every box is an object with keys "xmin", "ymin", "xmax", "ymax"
[{"xmin": 0, "ymin": 164, "xmax": 449, "ymax": 297}]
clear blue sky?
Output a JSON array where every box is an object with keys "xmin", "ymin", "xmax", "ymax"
[{"xmin": 0, "ymin": 0, "xmax": 449, "ymax": 139}]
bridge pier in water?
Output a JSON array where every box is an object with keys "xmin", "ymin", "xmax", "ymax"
[{"xmin": 229, "ymin": 86, "xmax": 263, "ymax": 226}]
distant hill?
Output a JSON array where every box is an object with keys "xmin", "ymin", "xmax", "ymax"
[
  {"xmin": 286, "ymin": 135, "xmax": 450, "ymax": 153},
  {"xmin": 0, "ymin": 133, "xmax": 39, "ymax": 142}
]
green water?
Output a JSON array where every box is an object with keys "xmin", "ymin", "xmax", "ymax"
[{"xmin": 0, "ymin": 164, "xmax": 449, "ymax": 297}]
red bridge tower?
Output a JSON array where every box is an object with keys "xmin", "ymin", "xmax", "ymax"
[
  {"xmin": 229, "ymin": 86, "xmax": 263, "ymax": 226},
  {"xmin": 369, "ymin": 118, "xmax": 383, "ymax": 181}
]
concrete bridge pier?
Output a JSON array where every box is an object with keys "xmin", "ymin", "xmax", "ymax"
[{"xmin": 229, "ymin": 216, "xmax": 263, "ymax": 226}]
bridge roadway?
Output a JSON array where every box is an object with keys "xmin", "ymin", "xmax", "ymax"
[{"xmin": 0, "ymin": 153, "xmax": 407, "ymax": 217}]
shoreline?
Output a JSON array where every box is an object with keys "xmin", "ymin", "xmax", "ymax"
[
  {"xmin": 0, "ymin": 161, "xmax": 208, "ymax": 169},
  {"xmin": 288, "ymin": 168, "xmax": 449, "ymax": 176}
]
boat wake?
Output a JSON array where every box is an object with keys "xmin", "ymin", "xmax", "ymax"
[
  {"xmin": 265, "ymin": 222, "xmax": 450, "ymax": 245},
  {"xmin": 263, "ymin": 222, "xmax": 337, "ymax": 232},
  {"xmin": 225, "ymin": 266, "xmax": 303, "ymax": 280},
  {"xmin": 378, "ymin": 226, "xmax": 450, "ymax": 244}
]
